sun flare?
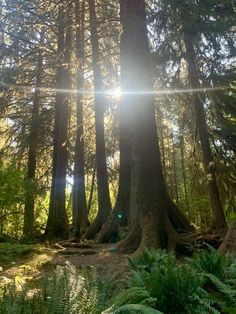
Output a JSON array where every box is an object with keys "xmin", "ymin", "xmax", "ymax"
[{"xmin": 107, "ymin": 87, "xmax": 122, "ymax": 99}]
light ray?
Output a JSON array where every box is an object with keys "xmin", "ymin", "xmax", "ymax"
[{"xmin": 0, "ymin": 82, "xmax": 230, "ymax": 96}]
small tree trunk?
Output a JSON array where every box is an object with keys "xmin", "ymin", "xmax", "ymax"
[
  {"xmin": 72, "ymin": 0, "xmax": 88, "ymax": 239},
  {"xmin": 179, "ymin": 115, "xmax": 189, "ymax": 215},
  {"xmin": 45, "ymin": 2, "xmax": 72, "ymax": 238},
  {"xmin": 23, "ymin": 30, "xmax": 44, "ymax": 239},
  {"xmin": 87, "ymin": 162, "xmax": 96, "ymax": 215},
  {"xmin": 171, "ymin": 130, "xmax": 179, "ymax": 206},
  {"xmin": 84, "ymin": 0, "xmax": 112, "ymax": 239},
  {"xmin": 183, "ymin": 31, "xmax": 227, "ymax": 232}
]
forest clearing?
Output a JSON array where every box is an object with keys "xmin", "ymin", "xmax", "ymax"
[{"xmin": 0, "ymin": 0, "xmax": 236, "ymax": 313}]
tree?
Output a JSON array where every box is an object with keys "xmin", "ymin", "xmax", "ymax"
[
  {"xmin": 72, "ymin": 0, "xmax": 89, "ymax": 239},
  {"xmin": 23, "ymin": 30, "xmax": 44, "ymax": 239},
  {"xmin": 45, "ymin": 1, "xmax": 72, "ymax": 238},
  {"xmin": 84, "ymin": 0, "xmax": 112, "ymax": 239},
  {"xmin": 97, "ymin": 84, "xmax": 132, "ymax": 243},
  {"xmin": 117, "ymin": 0, "xmax": 186, "ymax": 252},
  {"xmin": 181, "ymin": 4, "xmax": 227, "ymax": 232}
]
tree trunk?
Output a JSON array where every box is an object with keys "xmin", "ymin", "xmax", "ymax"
[
  {"xmin": 87, "ymin": 162, "xmax": 96, "ymax": 215},
  {"xmin": 171, "ymin": 130, "xmax": 179, "ymax": 206},
  {"xmin": 179, "ymin": 114, "xmax": 189, "ymax": 216},
  {"xmin": 84, "ymin": 0, "xmax": 112, "ymax": 239},
  {"xmin": 45, "ymin": 2, "xmax": 72, "ymax": 238},
  {"xmin": 183, "ymin": 31, "xmax": 227, "ymax": 232},
  {"xmin": 96, "ymin": 86, "xmax": 132, "ymax": 243},
  {"xmin": 23, "ymin": 30, "xmax": 44, "ymax": 239},
  {"xmin": 117, "ymin": 0, "xmax": 179, "ymax": 253},
  {"xmin": 72, "ymin": 0, "xmax": 88, "ymax": 239}
]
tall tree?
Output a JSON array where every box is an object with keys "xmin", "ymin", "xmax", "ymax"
[
  {"xmin": 182, "ymin": 9, "xmax": 227, "ymax": 232},
  {"xmin": 72, "ymin": 0, "xmax": 89, "ymax": 238},
  {"xmin": 117, "ymin": 0, "xmax": 185, "ymax": 252},
  {"xmin": 23, "ymin": 30, "xmax": 44, "ymax": 239},
  {"xmin": 84, "ymin": 0, "xmax": 112, "ymax": 239},
  {"xmin": 97, "ymin": 88, "xmax": 132, "ymax": 243},
  {"xmin": 45, "ymin": 1, "xmax": 72, "ymax": 238}
]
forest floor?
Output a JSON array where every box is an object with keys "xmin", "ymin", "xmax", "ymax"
[
  {"xmin": 0, "ymin": 232, "xmax": 225, "ymax": 287},
  {"xmin": 0, "ymin": 242, "xmax": 128, "ymax": 286}
]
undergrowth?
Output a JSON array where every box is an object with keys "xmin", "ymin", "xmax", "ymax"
[
  {"xmin": 0, "ymin": 243, "xmax": 37, "ymax": 265},
  {"xmin": 0, "ymin": 246, "xmax": 236, "ymax": 313}
]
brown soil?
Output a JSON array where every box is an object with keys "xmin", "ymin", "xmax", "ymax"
[{"xmin": 1, "ymin": 242, "xmax": 128, "ymax": 283}]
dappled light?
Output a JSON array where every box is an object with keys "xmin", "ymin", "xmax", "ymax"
[{"xmin": 0, "ymin": 0, "xmax": 235, "ymax": 312}]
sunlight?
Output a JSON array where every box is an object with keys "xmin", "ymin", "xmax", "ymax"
[
  {"xmin": 107, "ymin": 87, "xmax": 122, "ymax": 99},
  {"xmin": 0, "ymin": 82, "xmax": 230, "ymax": 96}
]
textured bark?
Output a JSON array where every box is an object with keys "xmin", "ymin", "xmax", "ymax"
[
  {"xmin": 23, "ymin": 31, "xmax": 44, "ymax": 239},
  {"xmin": 218, "ymin": 220, "xmax": 236, "ymax": 254},
  {"xmin": 171, "ymin": 130, "xmax": 179, "ymax": 206},
  {"xmin": 84, "ymin": 0, "xmax": 112, "ymax": 239},
  {"xmin": 87, "ymin": 163, "xmax": 96, "ymax": 215},
  {"xmin": 96, "ymin": 100, "xmax": 131, "ymax": 243},
  {"xmin": 117, "ymin": 0, "xmax": 179, "ymax": 253},
  {"xmin": 72, "ymin": 0, "xmax": 88, "ymax": 239},
  {"xmin": 45, "ymin": 2, "xmax": 72, "ymax": 238},
  {"xmin": 183, "ymin": 31, "xmax": 227, "ymax": 232},
  {"xmin": 179, "ymin": 115, "xmax": 189, "ymax": 215}
]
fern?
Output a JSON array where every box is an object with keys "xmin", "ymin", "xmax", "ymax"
[
  {"xmin": 128, "ymin": 248, "xmax": 175, "ymax": 273},
  {"xmin": 191, "ymin": 244, "xmax": 226, "ymax": 279},
  {"xmin": 113, "ymin": 304, "xmax": 164, "ymax": 314},
  {"xmin": 126, "ymin": 248, "xmax": 220, "ymax": 314},
  {"xmin": 0, "ymin": 263, "xmax": 113, "ymax": 314}
]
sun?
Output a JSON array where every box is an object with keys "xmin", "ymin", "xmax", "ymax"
[{"xmin": 107, "ymin": 87, "xmax": 121, "ymax": 99}]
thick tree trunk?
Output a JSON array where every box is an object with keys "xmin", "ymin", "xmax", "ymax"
[
  {"xmin": 45, "ymin": 2, "xmax": 72, "ymax": 238},
  {"xmin": 117, "ymin": 0, "xmax": 179, "ymax": 253},
  {"xmin": 183, "ymin": 31, "xmax": 227, "ymax": 232},
  {"xmin": 72, "ymin": 0, "xmax": 89, "ymax": 239},
  {"xmin": 23, "ymin": 31, "xmax": 44, "ymax": 239},
  {"xmin": 84, "ymin": 0, "xmax": 112, "ymax": 239}
]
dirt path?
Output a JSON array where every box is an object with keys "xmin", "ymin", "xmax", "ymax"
[{"xmin": 1, "ymin": 242, "xmax": 128, "ymax": 284}]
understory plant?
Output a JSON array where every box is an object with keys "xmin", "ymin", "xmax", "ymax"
[
  {"xmin": 0, "ymin": 262, "xmax": 113, "ymax": 314},
  {"xmin": 1, "ymin": 247, "xmax": 236, "ymax": 314}
]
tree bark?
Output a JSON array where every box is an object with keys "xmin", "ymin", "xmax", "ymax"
[
  {"xmin": 117, "ymin": 0, "xmax": 179, "ymax": 253},
  {"xmin": 183, "ymin": 30, "xmax": 227, "ymax": 232},
  {"xmin": 179, "ymin": 114, "xmax": 189, "ymax": 216},
  {"xmin": 96, "ymin": 91, "xmax": 132, "ymax": 243},
  {"xmin": 87, "ymin": 162, "xmax": 96, "ymax": 215},
  {"xmin": 72, "ymin": 0, "xmax": 89, "ymax": 239},
  {"xmin": 45, "ymin": 2, "xmax": 72, "ymax": 238},
  {"xmin": 23, "ymin": 30, "xmax": 44, "ymax": 239},
  {"xmin": 84, "ymin": 0, "xmax": 112, "ymax": 239}
]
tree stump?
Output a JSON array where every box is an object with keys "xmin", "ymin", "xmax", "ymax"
[{"xmin": 218, "ymin": 220, "xmax": 236, "ymax": 254}]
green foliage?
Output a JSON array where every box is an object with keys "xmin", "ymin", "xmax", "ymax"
[
  {"xmin": 127, "ymin": 250, "xmax": 214, "ymax": 314},
  {"xmin": 191, "ymin": 246, "xmax": 236, "ymax": 312},
  {"xmin": 191, "ymin": 244, "xmax": 227, "ymax": 278},
  {"xmin": 0, "ymin": 263, "xmax": 113, "ymax": 314},
  {"xmin": 0, "ymin": 243, "xmax": 36, "ymax": 265},
  {"xmin": 1, "ymin": 248, "xmax": 236, "ymax": 314},
  {"xmin": 108, "ymin": 287, "xmax": 156, "ymax": 310},
  {"xmin": 0, "ymin": 162, "xmax": 25, "ymax": 238},
  {"xmin": 109, "ymin": 304, "xmax": 163, "ymax": 314},
  {"xmin": 128, "ymin": 248, "xmax": 175, "ymax": 273}
]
